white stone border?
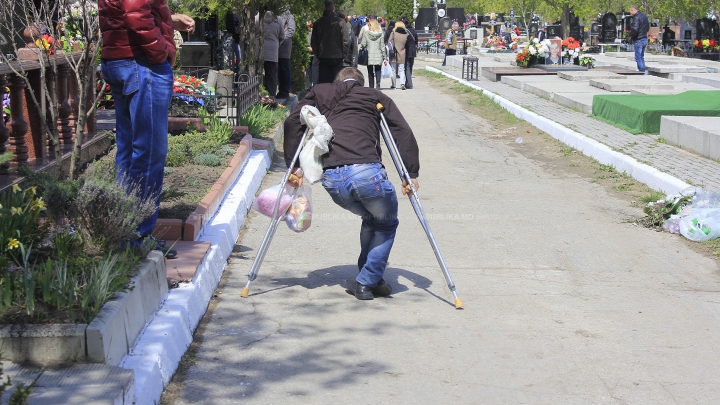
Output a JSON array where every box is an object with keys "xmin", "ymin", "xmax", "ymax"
[
  {"xmin": 120, "ymin": 150, "xmax": 271, "ymax": 405},
  {"xmin": 425, "ymin": 66, "xmax": 691, "ymax": 195}
]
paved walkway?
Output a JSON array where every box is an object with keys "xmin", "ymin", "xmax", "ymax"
[
  {"xmin": 438, "ymin": 58, "xmax": 720, "ymax": 192},
  {"xmin": 162, "ymin": 68, "xmax": 720, "ymax": 404}
]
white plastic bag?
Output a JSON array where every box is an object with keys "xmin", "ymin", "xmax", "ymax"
[
  {"xmin": 298, "ymin": 105, "xmax": 334, "ymax": 184},
  {"xmin": 252, "ymin": 184, "xmax": 293, "ymax": 218},
  {"xmin": 679, "ymin": 208, "xmax": 720, "ymax": 242},
  {"xmin": 381, "ymin": 60, "xmax": 393, "ymax": 78},
  {"xmin": 285, "ymin": 185, "xmax": 312, "ymax": 232}
]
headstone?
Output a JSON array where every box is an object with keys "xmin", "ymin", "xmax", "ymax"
[
  {"xmin": 696, "ymin": 18, "xmax": 713, "ymax": 40},
  {"xmin": 600, "ymin": 13, "xmax": 617, "ymax": 43},
  {"xmin": 528, "ymin": 23, "xmax": 539, "ymax": 38},
  {"xmin": 662, "ymin": 25, "xmax": 676, "ymax": 45},
  {"xmin": 713, "ymin": 20, "xmax": 720, "ymax": 41},
  {"xmin": 547, "ymin": 25, "xmax": 563, "ymax": 38},
  {"xmin": 439, "ymin": 17, "xmax": 452, "ymax": 40},
  {"xmin": 679, "ymin": 20, "xmax": 693, "ymax": 40},
  {"xmin": 590, "ymin": 22, "xmax": 601, "ymax": 36}
]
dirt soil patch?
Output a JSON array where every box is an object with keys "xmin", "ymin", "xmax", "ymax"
[
  {"xmin": 417, "ymin": 69, "xmax": 720, "ymax": 261},
  {"xmin": 159, "ymin": 160, "xmax": 234, "ymax": 220}
]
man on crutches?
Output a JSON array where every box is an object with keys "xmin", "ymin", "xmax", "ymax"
[{"xmin": 284, "ymin": 67, "xmax": 420, "ymax": 300}]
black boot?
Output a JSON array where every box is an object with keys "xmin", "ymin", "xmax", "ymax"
[{"xmin": 346, "ymin": 280, "xmax": 374, "ymax": 300}]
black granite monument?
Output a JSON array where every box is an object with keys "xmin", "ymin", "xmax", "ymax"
[{"xmin": 600, "ymin": 13, "xmax": 617, "ymax": 43}]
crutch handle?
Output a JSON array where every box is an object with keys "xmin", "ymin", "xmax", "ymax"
[{"xmin": 376, "ymin": 103, "xmax": 384, "ymax": 111}]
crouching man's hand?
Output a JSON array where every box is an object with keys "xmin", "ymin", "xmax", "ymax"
[
  {"xmin": 287, "ymin": 167, "xmax": 304, "ymax": 188},
  {"xmin": 401, "ymin": 178, "xmax": 419, "ymax": 196}
]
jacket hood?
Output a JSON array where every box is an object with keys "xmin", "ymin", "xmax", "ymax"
[
  {"xmin": 394, "ymin": 27, "xmax": 407, "ymax": 34},
  {"xmin": 263, "ymin": 11, "xmax": 277, "ymax": 24},
  {"xmin": 367, "ymin": 30, "xmax": 383, "ymax": 40}
]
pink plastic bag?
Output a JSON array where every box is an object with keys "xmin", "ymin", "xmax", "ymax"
[{"xmin": 252, "ymin": 184, "xmax": 293, "ymax": 218}]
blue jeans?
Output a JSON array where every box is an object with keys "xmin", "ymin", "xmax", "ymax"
[
  {"xmin": 321, "ymin": 164, "xmax": 399, "ymax": 288},
  {"xmin": 101, "ymin": 57, "xmax": 173, "ymax": 238},
  {"xmin": 634, "ymin": 37, "xmax": 648, "ymax": 72}
]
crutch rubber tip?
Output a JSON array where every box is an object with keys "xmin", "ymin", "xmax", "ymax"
[
  {"xmin": 240, "ymin": 287, "xmax": 250, "ymax": 298},
  {"xmin": 454, "ymin": 298, "xmax": 464, "ymax": 309}
]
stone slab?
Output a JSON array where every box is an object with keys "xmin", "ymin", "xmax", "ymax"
[
  {"xmin": 500, "ymin": 75, "xmax": 564, "ymax": 90},
  {"xmin": 0, "ymin": 324, "xmax": 87, "ymax": 363},
  {"xmin": 660, "ymin": 116, "xmax": 720, "ymax": 160},
  {"xmin": 86, "ymin": 251, "xmax": 167, "ymax": 366},
  {"xmin": 165, "ymin": 241, "xmax": 211, "ymax": 285},
  {"xmin": 481, "ymin": 67, "xmax": 551, "ymax": 82},
  {"xmin": 591, "ymin": 66, "xmax": 646, "ymax": 75},
  {"xmin": 553, "ymin": 92, "xmax": 630, "ymax": 114},
  {"xmin": 535, "ymin": 65, "xmax": 588, "ymax": 72},
  {"xmin": 524, "ymin": 82, "xmax": 609, "ymax": 101},
  {"xmin": 646, "ymin": 65, "xmax": 709, "ymax": 78},
  {"xmin": 589, "ymin": 78, "xmax": 675, "ymax": 92},
  {"xmin": 557, "ymin": 71, "xmax": 622, "ymax": 81},
  {"xmin": 680, "ymin": 73, "xmax": 720, "ymax": 89}
]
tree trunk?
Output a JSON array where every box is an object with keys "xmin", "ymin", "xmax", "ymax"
[{"xmin": 562, "ymin": 3, "xmax": 570, "ymax": 40}]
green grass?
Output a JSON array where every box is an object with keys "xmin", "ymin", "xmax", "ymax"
[{"xmin": 639, "ymin": 191, "xmax": 666, "ymax": 203}]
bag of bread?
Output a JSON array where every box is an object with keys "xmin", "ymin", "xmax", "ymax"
[{"xmin": 285, "ymin": 185, "xmax": 313, "ymax": 232}]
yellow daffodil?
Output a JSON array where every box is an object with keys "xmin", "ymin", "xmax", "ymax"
[
  {"xmin": 26, "ymin": 186, "xmax": 37, "ymax": 197},
  {"xmin": 34, "ymin": 199, "xmax": 46, "ymax": 210},
  {"xmin": 12, "ymin": 184, "xmax": 21, "ymax": 193},
  {"xmin": 10, "ymin": 207, "xmax": 21, "ymax": 215},
  {"xmin": 7, "ymin": 238, "xmax": 19, "ymax": 250}
]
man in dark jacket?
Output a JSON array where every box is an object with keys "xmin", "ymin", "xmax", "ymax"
[
  {"xmin": 284, "ymin": 67, "xmax": 420, "ymax": 300},
  {"xmin": 350, "ymin": 14, "xmax": 362, "ymax": 37},
  {"xmin": 401, "ymin": 16, "xmax": 418, "ymax": 89},
  {"xmin": 99, "ymin": 0, "xmax": 194, "ymax": 257},
  {"xmin": 310, "ymin": 0, "xmax": 350, "ymax": 83},
  {"xmin": 630, "ymin": 6, "xmax": 650, "ymax": 73}
]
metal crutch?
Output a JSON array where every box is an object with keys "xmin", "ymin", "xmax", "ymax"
[
  {"xmin": 240, "ymin": 127, "xmax": 310, "ymax": 298},
  {"xmin": 376, "ymin": 103, "xmax": 464, "ymax": 309}
]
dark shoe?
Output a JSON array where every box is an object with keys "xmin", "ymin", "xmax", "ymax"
[
  {"xmin": 372, "ymin": 281, "xmax": 392, "ymax": 297},
  {"xmin": 346, "ymin": 280, "xmax": 374, "ymax": 300},
  {"xmin": 276, "ymin": 93, "xmax": 290, "ymax": 99},
  {"xmin": 401, "ymin": 85, "xmax": 406, "ymax": 90},
  {"xmin": 389, "ymin": 86, "xmax": 396, "ymax": 90},
  {"xmin": 375, "ymin": 83, "xmax": 381, "ymax": 89}
]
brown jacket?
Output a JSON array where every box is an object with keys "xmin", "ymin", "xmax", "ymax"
[
  {"xmin": 389, "ymin": 28, "xmax": 408, "ymax": 64},
  {"xmin": 99, "ymin": 0, "xmax": 176, "ymax": 64},
  {"xmin": 284, "ymin": 80, "xmax": 420, "ymax": 178}
]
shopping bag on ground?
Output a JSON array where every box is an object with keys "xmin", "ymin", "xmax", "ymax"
[
  {"xmin": 252, "ymin": 184, "xmax": 294, "ymax": 218},
  {"xmin": 381, "ymin": 60, "xmax": 393, "ymax": 78},
  {"xmin": 299, "ymin": 105, "xmax": 334, "ymax": 183},
  {"xmin": 285, "ymin": 185, "xmax": 313, "ymax": 232},
  {"xmin": 679, "ymin": 208, "xmax": 720, "ymax": 242}
]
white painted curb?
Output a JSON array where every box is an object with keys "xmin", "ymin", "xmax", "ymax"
[
  {"xmin": 120, "ymin": 150, "xmax": 271, "ymax": 405},
  {"xmin": 425, "ymin": 66, "xmax": 691, "ymax": 195}
]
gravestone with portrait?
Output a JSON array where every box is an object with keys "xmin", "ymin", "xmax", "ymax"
[
  {"xmin": 528, "ymin": 23, "xmax": 539, "ymax": 38},
  {"xmin": 600, "ymin": 13, "xmax": 618, "ymax": 43},
  {"xmin": 547, "ymin": 25, "xmax": 563, "ymax": 38},
  {"xmin": 696, "ymin": 18, "xmax": 714, "ymax": 40}
]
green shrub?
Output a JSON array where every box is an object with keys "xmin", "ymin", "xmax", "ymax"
[
  {"xmin": 16, "ymin": 166, "xmax": 81, "ymax": 222},
  {"xmin": 75, "ymin": 175, "xmax": 157, "ymax": 251},
  {"xmin": 168, "ymin": 130, "xmax": 223, "ymax": 160},
  {"xmin": 216, "ymin": 145, "xmax": 236, "ymax": 157},
  {"xmin": 207, "ymin": 115, "xmax": 234, "ymax": 144},
  {"xmin": 194, "ymin": 153, "xmax": 222, "ymax": 166},
  {"xmin": 165, "ymin": 144, "xmax": 188, "ymax": 167},
  {"xmin": 240, "ymin": 104, "xmax": 287, "ymax": 137}
]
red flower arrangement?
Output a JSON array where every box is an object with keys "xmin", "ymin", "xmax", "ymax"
[{"xmin": 561, "ymin": 37, "xmax": 580, "ymax": 50}]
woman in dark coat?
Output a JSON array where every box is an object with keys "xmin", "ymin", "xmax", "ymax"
[{"xmin": 401, "ymin": 16, "xmax": 417, "ymax": 89}]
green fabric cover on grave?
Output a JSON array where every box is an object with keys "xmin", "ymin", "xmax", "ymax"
[{"xmin": 591, "ymin": 90, "xmax": 720, "ymax": 134}]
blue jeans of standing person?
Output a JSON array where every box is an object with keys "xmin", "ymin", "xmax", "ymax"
[
  {"xmin": 634, "ymin": 37, "xmax": 648, "ymax": 72},
  {"xmin": 321, "ymin": 163, "xmax": 399, "ymax": 288},
  {"xmin": 101, "ymin": 57, "xmax": 173, "ymax": 239},
  {"xmin": 277, "ymin": 58, "xmax": 291, "ymax": 97}
]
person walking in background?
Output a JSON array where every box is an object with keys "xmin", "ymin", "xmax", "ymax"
[
  {"xmin": 99, "ymin": 0, "xmax": 195, "ymax": 258},
  {"xmin": 629, "ymin": 5, "xmax": 650, "ymax": 73},
  {"xmin": 388, "ymin": 21, "xmax": 408, "ymax": 90},
  {"xmin": 262, "ymin": 11, "xmax": 284, "ymax": 97},
  {"xmin": 350, "ymin": 14, "xmax": 361, "ymax": 38},
  {"xmin": 401, "ymin": 16, "xmax": 417, "ymax": 89},
  {"xmin": 338, "ymin": 11, "xmax": 358, "ymax": 68},
  {"xmin": 277, "ymin": 4, "xmax": 295, "ymax": 99},
  {"xmin": 310, "ymin": 0, "xmax": 350, "ymax": 83},
  {"xmin": 360, "ymin": 18, "xmax": 385, "ymax": 89},
  {"xmin": 384, "ymin": 19, "xmax": 396, "ymax": 44},
  {"xmin": 306, "ymin": 21, "xmax": 320, "ymax": 88},
  {"xmin": 442, "ymin": 21, "xmax": 459, "ymax": 66}
]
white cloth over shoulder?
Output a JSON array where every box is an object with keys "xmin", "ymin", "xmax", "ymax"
[{"xmin": 299, "ymin": 105, "xmax": 334, "ymax": 183}]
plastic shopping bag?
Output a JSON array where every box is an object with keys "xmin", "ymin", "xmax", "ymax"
[
  {"xmin": 252, "ymin": 184, "xmax": 294, "ymax": 218},
  {"xmin": 679, "ymin": 208, "xmax": 720, "ymax": 242},
  {"xmin": 298, "ymin": 105, "xmax": 334, "ymax": 184},
  {"xmin": 381, "ymin": 60, "xmax": 393, "ymax": 78},
  {"xmin": 285, "ymin": 185, "xmax": 313, "ymax": 232}
]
